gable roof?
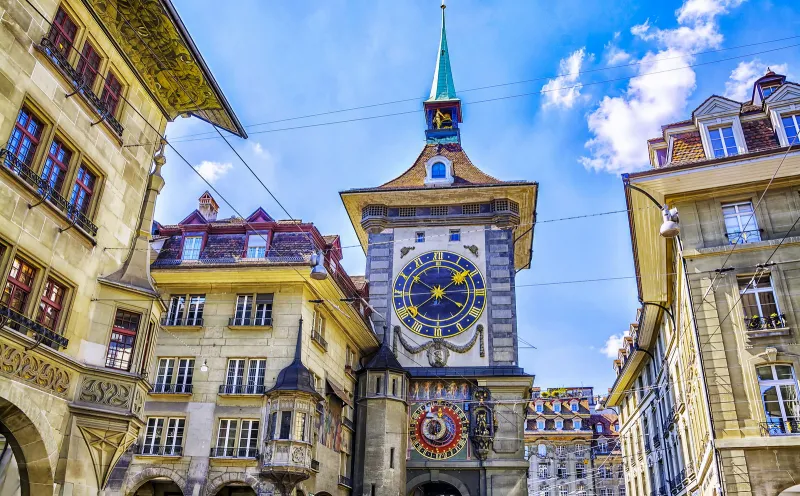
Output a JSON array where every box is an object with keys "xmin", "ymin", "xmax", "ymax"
[
  {"xmin": 692, "ymin": 94, "xmax": 742, "ymax": 119},
  {"xmin": 379, "ymin": 143, "xmax": 502, "ymax": 189}
]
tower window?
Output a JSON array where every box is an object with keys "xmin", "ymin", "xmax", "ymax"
[
  {"xmin": 461, "ymin": 204, "xmax": 480, "ymax": 215},
  {"xmin": 449, "ymin": 230, "xmax": 460, "ymax": 242},
  {"xmin": 430, "ymin": 205, "xmax": 448, "ymax": 216},
  {"xmin": 390, "ymin": 447, "xmax": 395, "ymax": 468},
  {"xmin": 431, "ymin": 162, "xmax": 446, "ymax": 179},
  {"xmin": 416, "ymin": 232, "xmax": 425, "ymax": 243},
  {"xmin": 399, "ymin": 207, "xmax": 416, "ymax": 217},
  {"xmin": 375, "ymin": 376, "xmax": 382, "ymax": 395}
]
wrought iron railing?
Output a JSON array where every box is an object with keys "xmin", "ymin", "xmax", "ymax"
[
  {"xmin": 310, "ymin": 328, "xmax": 328, "ymax": 350},
  {"xmin": 0, "ymin": 302, "xmax": 69, "ymax": 349},
  {"xmin": 38, "ymin": 37, "xmax": 124, "ymax": 137},
  {"xmin": 134, "ymin": 445, "xmax": 183, "ymax": 456},
  {"xmin": 745, "ymin": 314, "xmax": 787, "ymax": 331},
  {"xmin": 1, "ymin": 148, "xmax": 98, "ymax": 236},
  {"xmin": 644, "ymin": 438, "xmax": 652, "ymax": 453},
  {"xmin": 160, "ymin": 315, "xmax": 204, "ymax": 327},
  {"xmin": 725, "ymin": 229, "xmax": 762, "ymax": 245},
  {"xmin": 653, "ymin": 435, "xmax": 661, "ymax": 449},
  {"xmin": 338, "ymin": 476, "xmax": 352, "ymax": 488},
  {"xmin": 760, "ymin": 419, "xmax": 800, "ymax": 436},
  {"xmin": 151, "ymin": 383, "xmax": 193, "ymax": 394},
  {"xmin": 210, "ymin": 447, "xmax": 259, "ymax": 458},
  {"xmin": 218, "ymin": 384, "xmax": 265, "ymax": 395},
  {"xmin": 228, "ymin": 316, "xmax": 272, "ymax": 326}
]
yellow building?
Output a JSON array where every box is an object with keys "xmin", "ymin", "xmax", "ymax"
[
  {"xmin": 119, "ymin": 193, "xmax": 379, "ymax": 496},
  {"xmin": 0, "ymin": 0, "xmax": 243, "ymax": 495},
  {"xmin": 608, "ymin": 71, "xmax": 800, "ymax": 496}
]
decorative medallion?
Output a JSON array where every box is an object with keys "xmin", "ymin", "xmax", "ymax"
[
  {"xmin": 409, "ymin": 400, "xmax": 469, "ymax": 459},
  {"xmin": 393, "ymin": 251, "xmax": 486, "ymax": 338}
]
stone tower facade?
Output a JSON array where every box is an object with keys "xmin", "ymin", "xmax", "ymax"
[{"xmin": 341, "ymin": 5, "xmax": 538, "ymax": 496}]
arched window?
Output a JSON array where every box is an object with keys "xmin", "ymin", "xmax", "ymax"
[{"xmin": 431, "ymin": 162, "xmax": 446, "ymax": 179}]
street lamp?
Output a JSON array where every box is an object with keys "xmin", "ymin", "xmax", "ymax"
[
  {"xmin": 310, "ymin": 250, "xmax": 328, "ymax": 280},
  {"xmin": 626, "ymin": 183, "xmax": 680, "ymax": 238}
]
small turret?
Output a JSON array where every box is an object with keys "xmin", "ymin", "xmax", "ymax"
[
  {"xmin": 352, "ymin": 327, "xmax": 408, "ymax": 496},
  {"xmin": 424, "ymin": 1, "xmax": 462, "ymax": 145}
]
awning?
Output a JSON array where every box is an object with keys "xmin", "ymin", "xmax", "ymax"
[{"xmin": 326, "ymin": 378, "xmax": 353, "ymax": 407}]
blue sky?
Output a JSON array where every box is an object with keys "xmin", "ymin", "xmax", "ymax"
[{"xmin": 156, "ymin": 0, "xmax": 800, "ymax": 392}]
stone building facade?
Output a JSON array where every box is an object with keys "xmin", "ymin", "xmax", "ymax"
[
  {"xmin": 524, "ymin": 388, "xmax": 622, "ymax": 496},
  {"xmin": 608, "ymin": 71, "xmax": 800, "ymax": 496},
  {"xmin": 0, "ymin": 0, "xmax": 243, "ymax": 495},
  {"xmin": 116, "ymin": 194, "xmax": 379, "ymax": 496},
  {"xmin": 340, "ymin": 5, "xmax": 537, "ymax": 496}
]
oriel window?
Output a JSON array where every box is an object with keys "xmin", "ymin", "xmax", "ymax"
[
  {"xmin": 105, "ymin": 309, "xmax": 140, "ymax": 370},
  {"xmin": 2, "ymin": 258, "xmax": 36, "ymax": 313}
]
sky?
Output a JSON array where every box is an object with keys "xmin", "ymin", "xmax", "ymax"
[{"xmin": 155, "ymin": 0, "xmax": 800, "ymax": 393}]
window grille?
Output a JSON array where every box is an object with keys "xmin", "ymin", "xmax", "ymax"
[
  {"xmin": 399, "ymin": 207, "xmax": 416, "ymax": 217},
  {"xmin": 430, "ymin": 205, "xmax": 448, "ymax": 216},
  {"xmin": 461, "ymin": 204, "xmax": 480, "ymax": 215},
  {"xmin": 362, "ymin": 205, "xmax": 387, "ymax": 217}
]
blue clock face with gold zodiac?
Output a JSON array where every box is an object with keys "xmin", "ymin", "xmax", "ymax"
[{"xmin": 393, "ymin": 250, "xmax": 486, "ymax": 338}]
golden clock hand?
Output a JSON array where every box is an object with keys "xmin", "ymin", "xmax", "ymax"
[{"xmin": 441, "ymin": 294, "xmax": 463, "ymax": 308}]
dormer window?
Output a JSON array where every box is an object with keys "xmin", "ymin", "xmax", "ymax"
[
  {"xmin": 245, "ymin": 233, "xmax": 267, "ymax": 258},
  {"xmin": 574, "ymin": 419, "xmax": 581, "ymax": 430},
  {"xmin": 182, "ymin": 236, "xmax": 202, "ymax": 260},
  {"xmin": 535, "ymin": 402, "xmax": 543, "ymax": 413},
  {"xmin": 709, "ymin": 126, "xmax": 738, "ymax": 158},
  {"xmin": 424, "ymin": 156, "xmax": 454, "ymax": 186},
  {"xmin": 782, "ymin": 115, "xmax": 799, "ymax": 145},
  {"xmin": 655, "ymin": 148, "xmax": 667, "ymax": 167},
  {"xmin": 570, "ymin": 400, "xmax": 579, "ymax": 412},
  {"xmin": 762, "ymin": 84, "xmax": 779, "ymax": 98},
  {"xmin": 553, "ymin": 401, "xmax": 561, "ymax": 413},
  {"xmin": 555, "ymin": 420, "xmax": 563, "ymax": 430}
]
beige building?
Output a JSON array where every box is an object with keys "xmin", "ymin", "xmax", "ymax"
[
  {"xmin": 0, "ymin": 0, "xmax": 244, "ymax": 495},
  {"xmin": 118, "ymin": 193, "xmax": 379, "ymax": 496},
  {"xmin": 607, "ymin": 70, "xmax": 800, "ymax": 496},
  {"xmin": 525, "ymin": 388, "xmax": 622, "ymax": 496}
]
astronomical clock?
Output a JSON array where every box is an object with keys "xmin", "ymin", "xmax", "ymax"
[{"xmin": 409, "ymin": 400, "xmax": 469, "ymax": 460}]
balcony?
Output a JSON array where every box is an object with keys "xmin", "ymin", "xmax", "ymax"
[
  {"xmin": 338, "ymin": 476, "xmax": 352, "ymax": 488},
  {"xmin": 150, "ymin": 383, "xmax": 193, "ymax": 395},
  {"xmin": 161, "ymin": 315, "xmax": 204, "ymax": 328},
  {"xmin": 0, "ymin": 302, "xmax": 69, "ymax": 349},
  {"xmin": 219, "ymin": 384, "xmax": 265, "ymax": 395},
  {"xmin": 310, "ymin": 328, "xmax": 328, "ymax": 351},
  {"xmin": 745, "ymin": 314, "xmax": 790, "ymax": 339},
  {"xmin": 228, "ymin": 316, "xmax": 272, "ymax": 327},
  {"xmin": 725, "ymin": 229, "xmax": 762, "ymax": 245},
  {"xmin": 36, "ymin": 37, "xmax": 124, "ymax": 137},
  {"xmin": 760, "ymin": 419, "xmax": 800, "ymax": 436},
  {"xmin": 210, "ymin": 447, "xmax": 259, "ymax": 459},
  {"xmin": 133, "ymin": 445, "xmax": 183, "ymax": 457},
  {"xmin": 1, "ymin": 149, "xmax": 98, "ymax": 237}
]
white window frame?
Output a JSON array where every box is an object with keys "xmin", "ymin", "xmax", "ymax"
[
  {"xmin": 722, "ymin": 201, "xmax": 760, "ymax": 244},
  {"xmin": 553, "ymin": 401, "xmax": 561, "ymax": 413},
  {"xmin": 697, "ymin": 116, "xmax": 748, "ymax": 159},
  {"xmin": 555, "ymin": 420, "xmax": 563, "ymax": 430},
  {"xmin": 245, "ymin": 233, "xmax": 268, "ymax": 259},
  {"xmin": 538, "ymin": 464, "xmax": 549, "ymax": 479},
  {"xmin": 141, "ymin": 417, "xmax": 184, "ymax": 456},
  {"xmin": 570, "ymin": 400, "xmax": 579, "ymax": 412},
  {"xmin": 757, "ymin": 364, "xmax": 800, "ymax": 434},
  {"xmin": 182, "ymin": 236, "xmax": 202, "ymax": 260},
  {"xmin": 537, "ymin": 419, "xmax": 545, "ymax": 430},
  {"xmin": 424, "ymin": 155, "xmax": 454, "ymax": 186},
  {"xmin": 535, "ymin": 401, "xmax": 543, "ymax": 413},
  {"xmin": 573, "ymin": 419, "xmax": 581, "ymax": 431},
  {"xmin": 596, "ymin": 423, "xmax": 603, "ymax": 433},
  {"xmin": 777, "ymin": 112, "xmax": 800, "ymax": 147},
  {"xmin": 153, "ymin": 357, "xmax": 194, "ymax": 393},
  {"xmin": 739, "ymin": 274, "xmax": 780, "ymax": 319},
  {"xmin": 768, "ymin": 102, "xmax": 800, "ymax": 147},
  {"xmin": 215, "ymin": 419, "xmax": 239, "ymax": 456}
]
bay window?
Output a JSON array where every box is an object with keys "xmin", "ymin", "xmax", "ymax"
[
  {"xmin": 105, "ymin": 309, "xmax": 140, "ymax": 370},
  {"xmin": 758, "ymin": 364, "xmax": 800, "ymax": 435}
]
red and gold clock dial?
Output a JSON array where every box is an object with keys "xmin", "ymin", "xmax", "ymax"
[{"xmin": 409, "ymin": 400, "xmax": 469, "ymax": 459}]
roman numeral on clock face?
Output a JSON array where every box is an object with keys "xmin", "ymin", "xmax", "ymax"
[
  {"xmin": 469, "ymin": 307, "xmax": 481, "ymax": 317},
  {"xmin": 411, "ymin": 321, "xmax": 423, "ymax": 334},
  {"xmin": 474, "ymin": 288, "xmax": 486, "ymax": 296},
  {"xmin": 397, "ymin": 307, "xmax": 409, "ymax": 319}
]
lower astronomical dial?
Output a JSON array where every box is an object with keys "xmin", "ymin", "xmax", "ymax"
[{"xmin": 409, "ymin": 400, "xmax": 469, "ymax": 460}]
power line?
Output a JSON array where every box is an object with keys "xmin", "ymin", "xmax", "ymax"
[
  {"xmin": 120, "ymin": 42, "xmax": 800, "ymax": 147},
  {"xmin": 167, "ymin": 34, "xmax": 800, "ymax": 141}
]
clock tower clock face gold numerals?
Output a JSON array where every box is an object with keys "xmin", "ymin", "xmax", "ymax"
[
  {"xmin": 409, "ymin": 400, "xmax": 469, "ymax": 460},
  {"xmin": 393, "ymin": 250, "xmax": 486, "ymax": 338}
]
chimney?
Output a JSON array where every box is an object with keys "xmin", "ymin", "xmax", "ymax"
[{"xmin": 198, "ymin": 191, "xmax": 219, "ymax": 221}]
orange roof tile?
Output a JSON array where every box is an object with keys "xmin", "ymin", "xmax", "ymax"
[
  {"xmin": 670, "ymin": 131, "xmax": 706, "ymax": 165},
  {"xmin": 379, "ymin": 143, "xmax": 501, "ymax": 189}
]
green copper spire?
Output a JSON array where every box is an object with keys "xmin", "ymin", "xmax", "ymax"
[{"xmin": 428, "ymin": 1, "xmax": 458, "ymax": 102}]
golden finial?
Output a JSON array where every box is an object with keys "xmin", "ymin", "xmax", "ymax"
[{"xmin": 441, "ymin": 0, "xmax": 446, "ymax": 10}]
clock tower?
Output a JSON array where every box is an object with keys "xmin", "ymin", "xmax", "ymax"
[{"xmin": 341, "ymin": 4, "xmax": 537, "ymax": 496}]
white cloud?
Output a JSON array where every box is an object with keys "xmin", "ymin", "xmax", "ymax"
[
  {"xmin": 252, "ymin": 142, "xmax": 265, "ymax": 156},
  {"xmin": 581, "ymin": 0, "xmax": 746, "ymax": 174},
  {"xmin": 601, "ymin": 334, "xmax": 625, "ymax": 358},
  {"xmin": 604, "ymin": 32, "xmax": 631, "ymax": 66},
  {"xmin": 724, "ymin": 60, "xmax": 790, "ymax": 102},
  {"xmin": 194, "ymin": 160, "xmax": 233, "ymax": 183},
  {"xmin": 541, "ymin": 48, "xmax": 588, "ymax": 109}
]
